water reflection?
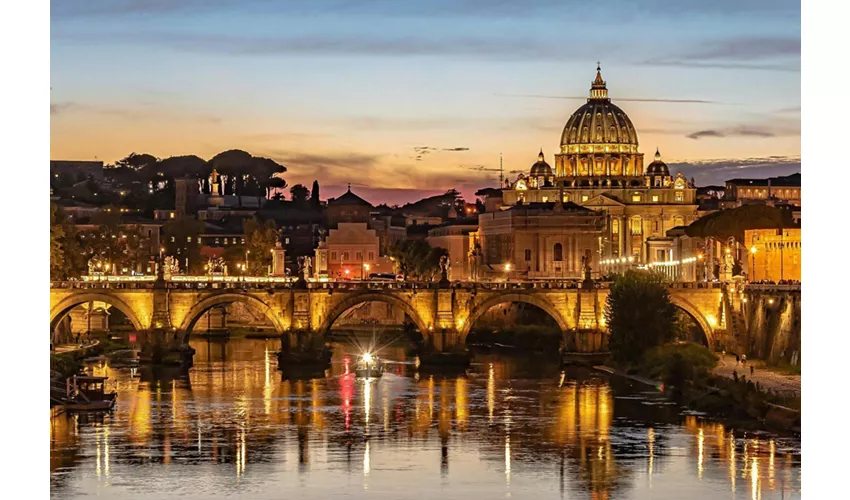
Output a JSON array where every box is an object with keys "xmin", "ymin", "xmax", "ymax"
[{"xmin": 50, "ymin": 339, "xmax": 801, "ymax": 499}]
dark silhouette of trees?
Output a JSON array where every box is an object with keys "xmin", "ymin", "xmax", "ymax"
[
  {"xmin": 311, "ymin": 181, "xmax": 320, "ymax": 208},
  {"xmin": 604, "ymin": 270, "xmax": 677, "ymax": 363},
  {"xmin": 388, "ymin": 239, "xmax": 447, "ymax": 281},
  {"xmin": 290, "ymin": 184, "xmax": 309, "ymax": 204}
]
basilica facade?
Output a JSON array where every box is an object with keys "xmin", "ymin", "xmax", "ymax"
[{"xmin": 492, "ymin": 66, "xmax": 699, "ymax": 263}]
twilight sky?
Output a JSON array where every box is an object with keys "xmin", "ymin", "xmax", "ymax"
[{"xmin": 50, "ymin": 0, "xmax": 800, "ymax": 205}]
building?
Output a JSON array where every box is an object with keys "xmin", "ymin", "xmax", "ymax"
[
  {"xmin": 487, "ymin": 66, "xmax": 699, "ymax": 263},
  {"xmin": 477, "ymin": 202, "xmax": 605, "ymax": 280},
  {"xmin": 744, "ymin": 228, "xmax": 801, "ymax": 282},
  {"xmin": 326, "ymin": 187, "xmax": 373, "ymax": 228},
  {"xmin": 50, "ymin": 160, "xmax": 105, "ymax": 182},
  {"xmin": 723, "ymin": 173, "xmax": 801, "ymax": 207},
  {"xmin": 426, "ymin": 218, "xmax": 479, "ymax": 280},
  {"xmin": 315, "ymin": 223, "xmax": 393, "ymax": 279}
]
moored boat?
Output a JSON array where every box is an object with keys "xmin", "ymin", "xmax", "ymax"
[{"xmin": 63, "ymin": 375, "xmax": 117, "ymax": 412}]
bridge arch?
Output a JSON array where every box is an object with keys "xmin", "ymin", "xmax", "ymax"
[
  {"xmin": 50, "ymin": 292, "xmax": 145, "ymax": 340},
  {"xmin": 669, "ymin": 295, "xmax": 714, "ymax": 348},
  {"xmin": 178, "ymin": 292, "xmax": 284, "ymax": 344},
  {"xmin": 459, "ymin": 292, "xmax": 569, "ymax": 341},
  {"xmin": 318, "ymin": 291, "xmax": 429, "ymax": 336}
]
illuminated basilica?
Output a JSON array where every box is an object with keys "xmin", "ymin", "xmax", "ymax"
[{"xmin": 495, "ymin": 66, "xmax": 699, "ymax": 263}]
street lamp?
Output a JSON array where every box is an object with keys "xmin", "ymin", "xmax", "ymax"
[
  {"xmin": 363, "ymin": 263, "xmax": 370, "ymax": 280},
  {"xmin": 750, "ymin": 246, "xmax": 757, "ymax": 282}
]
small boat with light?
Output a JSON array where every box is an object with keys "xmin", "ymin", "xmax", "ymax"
[{"xmin": 355, "ymin": 353, "xmax": 383, "ymax": 378}]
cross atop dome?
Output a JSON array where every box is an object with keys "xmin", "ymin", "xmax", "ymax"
[
  {"xmin": 590, "ymin": 63, "xmax": 608, "ymax": 100},
  {"xmin": 655, "ymin": 147, "xmax": 661, "ymax": 161}
]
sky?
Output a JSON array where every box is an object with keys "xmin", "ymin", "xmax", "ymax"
[{"xmin": 50, "ymin": 0, "xmax": 800, "ymax": 205}]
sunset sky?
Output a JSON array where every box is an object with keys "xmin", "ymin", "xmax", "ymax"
[{"xmin": 50, "ymin": 0, "xmax": 800, "ymax": 205}]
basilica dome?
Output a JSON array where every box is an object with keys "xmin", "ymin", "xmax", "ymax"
[
  {"xmin": 530, "ymin": 150, "xmax": 553, "ymax": 177},
  {"xmin": 559, "ymin": 66, "xmax": 639, "ymax": 154},
  {"xmin": 646, "ymin": 148, "xmax": 670, "ymax": 176}
]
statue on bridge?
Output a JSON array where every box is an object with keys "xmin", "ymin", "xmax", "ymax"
[
  {"xmin": 295, "ymin": 256, "xmax": 310, "ymax": 288},
  {"xmin": 581, "ymin": 250, "xmax": 593, "ymax": 284},
  {"xmin": 439, "ymin": 254, "xmax": 451, "ymax": 285},
  {"xmin": 163, "ymin": 256, "xmax": 180, "ymax": 278},
  {"xmin": 88, "ymin": 256, "xmax": 107, "ymax": 276},
  {"xmin": 206, "ymin": 257, "xmax": 226, "ymax": 276}
]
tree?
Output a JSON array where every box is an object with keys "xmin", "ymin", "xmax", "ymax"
[
  {"xmin": 311, "ymin": 180, "xmax": 320, "ymax": 208},
  {"xmin": 243, "ymin": 217, "xmax": 278, "ymax": 275},
  {"xmin": 388, "ymin": 239, "xmax": 447, "ymax": 281},
  {"xmin": 116, "ymin": 152, "xmax": 158, "ymax": 171},
  {"xmin": 267, "ymin": 176, "xmax": 287, "ymax": 199},
  {"xmin": 290, "ymin": 184, "xmax": 309, "ymax": 204},
  {"xmin": 604, "ymin": 270, "xmax": 678, "ymax": 364}
]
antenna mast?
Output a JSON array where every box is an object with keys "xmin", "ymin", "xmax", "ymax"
[{"xmin": 499, "ymin": 153, "xmax": 504, "ymax": 187}]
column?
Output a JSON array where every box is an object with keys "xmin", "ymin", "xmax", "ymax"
[{"xmin": 605, "ymin": 154, "xmax": 611, "ymax": 176}]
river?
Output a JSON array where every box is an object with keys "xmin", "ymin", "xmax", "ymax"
[{"xmin": 50, "ymin": 338, "xmax": 801, "ymax": 499}]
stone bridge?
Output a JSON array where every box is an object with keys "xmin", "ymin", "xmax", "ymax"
[{"xmin": 50, "ymin": 280, "xmax": 726, "ymax": 351}]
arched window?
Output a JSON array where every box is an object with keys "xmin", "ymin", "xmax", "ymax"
[
  {"xmin": 611, "ymin": 219, "xmax": 620, "ymax": 235},
  {"xmin": 554, "ymin": 243, "xmax": 563, "ymax": 262}
]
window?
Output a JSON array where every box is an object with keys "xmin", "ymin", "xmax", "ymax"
[
  {"xmin": 343, "ymin": 252, "xmax": 350, "ymax": 261},
  {"xmin": 630, "ymin": 216, "xmax": 642, "ymax": 235},
  {"xmin": 285, "ymin": 238, "xmax": 290, "ymax": 245},
  {"xmin": 356, "ymin": 252, "xmax": 362, "ymax": 260},
  {"xmin": 331, "ymin": 252, "xmax": 337, "ymax": 261},
  {"xmin": 542, "ymin": 196, "xmax": 549, "ymax": 203},
  {"xmin": 369, "ymin": 252, "xmax": 374, "ymax": 261},
  {"xmin": 553, "ymin": 243, "xmax": 563, "ymax": 261},
  {"xmin": 632, "ymin": 194, "xmax": 642, "ymax": 202},
  {"xmin": 170, "ymin": 236, "xmax": 175, "ymax": 242},
  {"xmin": 169, "ymin": 212, "xmax": 175, "ymax": 219},
  {"xmin": 611, "ymin": 219, "xmax": 620, "ymax": 235},
  {"xmin": 581, "ymin": 195, "xmax": 589, "ymax": 203},
  {"xmin": 187, "ymin": 236, "xmax": 192, "ymax": 243},
  {"xmin": 215, "ymin": 238, "xmax": 220, "ymax": 245},
  {"xmin": 675, "ymin": 192, "xmax": 684, "ymax": 202},
  {"xmin": 562, "ymin": 194, "xmax": 569, "ymax": 203},
  {"xmin": 524, "ymin": 249, "xmax": 532, "ymax": 261},
  {"xmin": 652, "ymin": 195, "xmax": 659, "ymax": 203},
  {"xmin": 197, "ymin": 237, "xmax": 201, "ymax": 244},
  {"xmin": 654, "ymin": 220, "xmax": 659, "ymax": 232}
]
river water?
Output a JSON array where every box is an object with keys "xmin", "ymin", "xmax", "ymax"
[{"xmin": 50, "ymin": 339, "xmax": 801, "ymax": 499}]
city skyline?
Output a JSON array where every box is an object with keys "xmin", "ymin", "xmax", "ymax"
[{"xmin": 50, "ymin": 0, "xmax": 800, "ymax": 204}]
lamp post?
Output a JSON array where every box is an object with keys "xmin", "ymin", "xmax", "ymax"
[
  {"xmin": 504, "ymin": 263, "xmax": 512, "ymax": 282},
  {"xmin": 245, "ymin": 250, "xmax": 250, "ymax": 275},
  {"xmin": 363, "ymin": 263, "xmax": 370, "ymax": 280},
  {"xmin": 750, "ymin": 246, "xmax": 757, "ymax": 282}
]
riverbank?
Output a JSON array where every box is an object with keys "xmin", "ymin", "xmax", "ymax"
[{"xmin": 597, "ymin": 344, "xmax": 801, "ymax": 436}]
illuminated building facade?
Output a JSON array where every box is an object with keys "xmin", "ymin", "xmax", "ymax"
[{"xmin": 494, "ymin": 66, "xmax": 699, "ymax": 264}]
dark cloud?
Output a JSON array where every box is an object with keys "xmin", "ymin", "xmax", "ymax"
[
  {"xmin": 496, "ymin": 94, "xmax": 726, "ymax": 105},
  {"xmin": 50, "ymin": 102, "xmax": 74, "ymax": 114},
  {"xmin": 645, "ymin": 36, "xmax": 800, "ymax": 72},
  {"xmin": 264, "ymin": 151, "xmax": 381, "ymax": 182},
  {"xmin": 687, "ymin": 126, "xmax": 777, "ymax": 140},
  {"xmin": 53, "ymin": 0, "xmax": 797, "ymax": 21},
  {"xmin": 668, "ymin": 156, "xmax": 801, "ymax": 186},
  {"xmin": 55, "ymin": 31, "xmax": 573, "ymax": 61},
  {"xmin": 443, "ymin": 147, "xmax": 469, "ymax": 151}
]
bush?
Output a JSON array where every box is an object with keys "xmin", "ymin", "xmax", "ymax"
[{"xmin": 640, "ymin": 343, "xmax": 718, "ymax": 385}]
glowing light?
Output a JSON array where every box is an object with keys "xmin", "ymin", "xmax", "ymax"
[
  {"xmin": 628, "ymin": 256, "xmax": 634, "ymax": 262},
  {"xmin": 768, "ymin": 298, "xmax": 774, "ymax": 305},
  {"xmin": 504, "ymin": 263, "xmax": 512, "ymax": 272},
  {"xmin": 707, "ymin": 315, "xmax": 718, "ymax": 327},
  {"xmin": 750, "ymin": 246, "xmax": 757, "ymax": 254},
  {"xmin": 725, "ymin": 248, "xmax": 731, "ymax": 254},
  {"xmin": 363, "ymin": 263, "xmax": 370, "ymax": 271},
  {"xmin": 362, "ymin": 353, "xmax": 374, "ymax": 364},
  {"xmin": 742, "ymin": 298, "xmax": 748, "ymax": 303}
]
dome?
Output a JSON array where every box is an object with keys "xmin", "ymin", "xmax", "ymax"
[
  {"xmin": 560, "ymin": 65, "xmax": 639, "ymax": 152},
  {"xmin": 530, "ymin": 150, "xmax": 553, "ymax": 177},
  {"xmin": 646, "ymin": 148, "xmax": 670, "ymax": 176}
]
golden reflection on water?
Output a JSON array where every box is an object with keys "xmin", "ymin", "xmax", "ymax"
[{"xmin": 49, "ymin": 339, "xmax": 801, "ymax": 499}]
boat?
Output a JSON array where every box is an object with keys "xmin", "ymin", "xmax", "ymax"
[
  {"xmin": 62, "ymin": 375, "xmax": 117, "ymax": 412},
  {"xmin": 355, "ymin": 353, "xmax": 383, "ymax": 378}
]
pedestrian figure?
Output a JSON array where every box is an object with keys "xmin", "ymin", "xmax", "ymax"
[
  {"xmin": 750, "ymin": 365, "xmax": 754, "ymax": 376},
  {"xmin": 741, "ymin": 354, "xmax": 747, "ymax": 364},
  {"xmin": 733, "ymin": 370, "xmax": 738, "ymax": 383},
  {"xmin": 735, "ymin": 354, "xmax": 740, "ymax": 364}
]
